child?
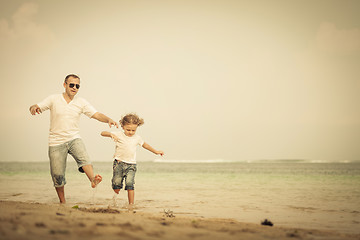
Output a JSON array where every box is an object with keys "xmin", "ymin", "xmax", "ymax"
[{"xmin": 101, "ymin": 113, "xmax": 164, "ymax": 206}]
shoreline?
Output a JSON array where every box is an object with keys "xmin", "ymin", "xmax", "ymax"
[{"xmin": 0, "ymin": 200, "xmax": 359, "ymax": 240}]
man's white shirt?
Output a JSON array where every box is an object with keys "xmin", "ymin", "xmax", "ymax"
[{"xmin": 37, "ymin": 94, "xmax": 97, "ymax": 146}]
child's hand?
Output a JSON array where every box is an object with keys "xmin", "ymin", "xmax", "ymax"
[
  {"xmin": 110, "ymin": 134, "xmax": 120, "ymax": 142},
  {"xmin": 156, "ymin": 151, "xmax": 164, "ymax": 156}
]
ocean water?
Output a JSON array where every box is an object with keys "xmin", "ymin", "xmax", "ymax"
[{"xmin": 0, "ymin": 160, "xmax": 359, "ymax": 234}]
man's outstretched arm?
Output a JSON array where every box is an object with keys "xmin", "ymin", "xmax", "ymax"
[{"xmin": 92, "ymin": 112, "xmax": 119, "ymax": 128}]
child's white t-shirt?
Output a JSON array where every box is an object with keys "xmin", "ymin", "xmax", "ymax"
[
  {"xmin": 111, "ymin": 131, "xmax": 144, "ymax": 164},
  {"xmin": 37, "ymin": 94, "xmax": 97, "ymax": 146}
]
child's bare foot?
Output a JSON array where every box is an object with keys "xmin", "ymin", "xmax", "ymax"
[
  {"xmin": 127, "ymin": 204, "xmax": 136, "ymax": 213},
  {"xmin": 91, "ymin": 174, "xmax": 102, "ymax": 188},
  {"xmin": 111, "ymin": 193, "xmax": 118, "ymax": 207}
]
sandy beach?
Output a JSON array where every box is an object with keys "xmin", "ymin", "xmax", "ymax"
[{"xmin": 0, "ymin": 200, "xmax": 359, "ymax": 240}]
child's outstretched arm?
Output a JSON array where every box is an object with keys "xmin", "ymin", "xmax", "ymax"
[
  {"xmin": 142, "ymin": 142, "xmax": 164, "ymax": 156},
  {"xmin": 101, "ymin": 131, "xmax": 119, "ymax": 142}
]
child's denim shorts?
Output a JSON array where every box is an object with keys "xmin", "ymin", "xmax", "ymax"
[
  {"xmin": 48, "ymin": 138, "xmax": 91, "ymax": 187},
  {"xmin": 112, "ymin": 160, "xmax": 137, "ymax": 190}
]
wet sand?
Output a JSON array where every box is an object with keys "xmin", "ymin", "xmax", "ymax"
[{"xmin": 0, "ymin": 200, "xmax": 359, "ymax": 240}]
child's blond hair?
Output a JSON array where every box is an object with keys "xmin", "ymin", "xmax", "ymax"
[{"xmin": 119, "ymin": 113, "xmax": 144, "ymax": 127}]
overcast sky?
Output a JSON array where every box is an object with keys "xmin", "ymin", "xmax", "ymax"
[{"xmin": 0, "ymin": 0, "xmax": 359, "ymax": 162}]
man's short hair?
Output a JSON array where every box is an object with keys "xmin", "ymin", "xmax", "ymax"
[{"xmin": 65, "ymin": 74, "xmax": 80, "ymax": 83}]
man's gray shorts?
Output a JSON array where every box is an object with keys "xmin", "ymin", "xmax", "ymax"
[{"xmin": 48, "ymin": 138, "xmax": 91, "ymax": 187}]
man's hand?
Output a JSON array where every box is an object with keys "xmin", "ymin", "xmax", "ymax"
[
  {"xmin": 29, "ymin": 105, "xmax": 42, "ymax": 115},
  {"xmin": 108, "ymin": 119, "xmax": 119, "ymax": 128}
]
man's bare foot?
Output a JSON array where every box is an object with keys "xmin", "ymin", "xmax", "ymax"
[{"xmin": 91, "ymin": 174, "xmax": 102, "ymax": 188}]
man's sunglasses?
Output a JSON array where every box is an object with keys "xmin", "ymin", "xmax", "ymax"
[{"xmin": 68, "ymin": 83, "xmax": 80, "ymax": 89}]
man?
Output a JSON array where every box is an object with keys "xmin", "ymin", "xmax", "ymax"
[{"xmin": 29, "ymin": 74, "xmax": 118, "ymax": 203}]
